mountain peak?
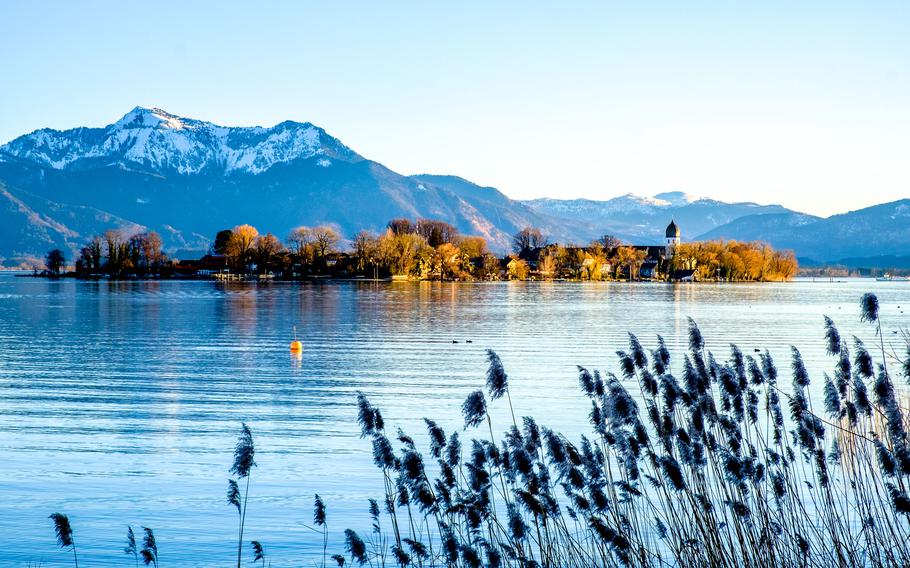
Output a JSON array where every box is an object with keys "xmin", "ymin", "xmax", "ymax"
[
  {"xmin": 0, "ymin": 107, "xmax": 361, "ymax": 175},
  {"xmin": 112, "ymin": 106, "xmax": 191, "ymax": 131},
  {"xmin": 653, "ymin": 191, "xmax": 701, "ymax": 207}
]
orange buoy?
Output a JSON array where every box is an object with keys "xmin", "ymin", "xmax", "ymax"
[{"xmin": 290, "ymin": 326, "xmax": 303, "ymax": 352}]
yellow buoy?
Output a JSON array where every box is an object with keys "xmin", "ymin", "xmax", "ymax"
[{"xmin": 290, "ymin": 325, "xmax": 303, "ymax": 352}]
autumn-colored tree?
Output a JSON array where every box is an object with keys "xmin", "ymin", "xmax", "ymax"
[
  {"xmin": 612, "ymin": 246, "xmax": 647, "ymax": 280},
  {"xmin": 379, "ymin": 230, "xmax": 428, "ymax": 276},
  {"xmin": 436, "ymin": 242, "xmax": 465, "ymax": 280},
  {"xmin": 538, "ymin": 247, "xmax": 560, "ymax": 279},
  {"xmin": 352, "ymin": 231, "xmax": 380, "ymax": 274},
  {"xmin": 455, "ymin": 236, "xmax": 487, "ymax": 259},
  {"xmin": 226, "ymin": 224, "xmax": 259, "ymax": 273},
  {"xmin": 286, "ymin": 227, "xmax": 313, "ymax": 256},
  {"xmin": 581, "ymin": 251, "xmax": 608, "ymax": 281},
  {"xmin": 478, "ymin": 253, "xmax": 501, "ymax": 280},
  {"xmin": 506, "ymin": 257, "xmax": 530, "ymax": 280},
  {"xmin": 561, "ymin": 247, "xmax": 586, "ymax": 279},
  {"xmin": 670, "ymin": 240, "xmax": 796, "ymax": 281}
]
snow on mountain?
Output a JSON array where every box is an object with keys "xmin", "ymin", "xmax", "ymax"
[
  {"xmin": 522, "ymin": 193, "xmax": 799, "ymax": 242},
  {"xmin": 0, "ymin": 107, "xmax": 361, "ymax": 175},
  {"xmin": 653, "ymin": 191, "xmax": 701, "ymax": 207}
]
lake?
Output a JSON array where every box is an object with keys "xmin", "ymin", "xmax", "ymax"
[{"xmin": 0, "ymin": 275, "xmax": 907, "ymax": 566}]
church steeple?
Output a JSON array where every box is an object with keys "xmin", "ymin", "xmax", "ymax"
[{"xmin": 664, "ymin": 219, "xmax": 680, "ymax": 253}]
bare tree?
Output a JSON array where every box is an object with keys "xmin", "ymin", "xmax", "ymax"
[
  {"xmin": 311, "ymin": 226, "xmax": 341, "ymax": 259},
  {"xmin": 286, "ymin": 227, "xmax": 313, "ymax": 256},
  {"xmin": 416, "ymin": 218, "xmax": 459, "ymax": 247},
  {"xmin": 387, "ymin": 218, "xmax": 415, "ymax": 235},
  {"xmin": 254, "ymin": 233, "xmax": 284, "ymax": 274},
  {"xmin": 512, "ymin": 227, "xmax": 547, "ymax": 255}
]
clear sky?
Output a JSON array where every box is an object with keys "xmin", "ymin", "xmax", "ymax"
[{"xmin": 1, "ymin": 1, "xmax": 907, "ymax": 216}]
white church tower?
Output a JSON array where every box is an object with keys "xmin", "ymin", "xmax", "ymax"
[{"xmin": 664, "ymin": 219, "xmax": 680, "ymax": 255}]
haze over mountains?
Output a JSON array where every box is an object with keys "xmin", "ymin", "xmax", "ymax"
[{"xmin": 0, "ymin": 107, "xmax": 905, "ymax": 267}]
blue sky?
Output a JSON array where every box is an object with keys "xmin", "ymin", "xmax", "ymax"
[{"xmin": 1, "ymin": 1, "xmax": 907, "ymax": 215}]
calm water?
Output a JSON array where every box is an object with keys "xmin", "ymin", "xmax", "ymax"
[{"xmin": 1, "ymin": 275, "xmax": 908, "ymax": 566}]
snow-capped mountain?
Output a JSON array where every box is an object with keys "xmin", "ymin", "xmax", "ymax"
[
  {"xmin": 0, "ymin": 107, "xmax": 560, "ymax": 262},
  {"xmin": 0, "ymin": 106, "xmax": 904, "ymax": 267},
  {"xmin": 0, "ymin": 106, "xmax": 361, "ymax": 175}
]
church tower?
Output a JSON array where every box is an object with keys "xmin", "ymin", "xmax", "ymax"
[{"xmin": 664, "ymin": 219, "xmax": 680, "ymax": 255}]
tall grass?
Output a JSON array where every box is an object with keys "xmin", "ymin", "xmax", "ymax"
[
  {"xmin": 228, "ymin": 422, "xmax": 256, "ymax": 568},
  {"xmin": 343, "ymin": 292, "xmax": 910, "ymax": 567},
  {"xmin": 44, "ymin": 293, "xmax": 910, "ymax": 567}
]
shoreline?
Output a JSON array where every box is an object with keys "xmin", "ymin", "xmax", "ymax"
[{"xmin": 12, "ymin": 272, "xmax": 833, "ymax": 284}]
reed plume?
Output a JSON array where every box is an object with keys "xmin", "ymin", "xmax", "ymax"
[
  {"xmin": 140, "ymin": 527, "xmax": 157, "ymax": 568},
  {"xmin": 48, "ymin": 513, "xmax": 77, "ymax": 567},
  {"xmin": 229, "ymin": 422, "xmax": 256, "ymax": 568},
  {"xmin": 125, "ymin": 525, "xmax": 138, "ymax": 568},
  {"xmin": 251, "ymin": 540, "xmax": 266, "ymax": 566}
]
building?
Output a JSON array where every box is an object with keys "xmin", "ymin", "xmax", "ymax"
[{"xmin": 665, "ymin": 219, "xmax": 680, "ymax": 256}]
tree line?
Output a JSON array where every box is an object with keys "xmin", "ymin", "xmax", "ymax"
[{"xmin": 45, "ymin": 219, "xmax": 797, "ymax": 282}]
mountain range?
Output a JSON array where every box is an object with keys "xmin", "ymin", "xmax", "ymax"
[{"xmin": 0, "ymin": 107, "xmax": 905, "ymax": 267}]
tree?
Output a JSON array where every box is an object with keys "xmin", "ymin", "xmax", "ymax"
[
  {"xmin": 103, "ymin": 230, "xmax": 134, "ymax": 277},
  {"xmin": 88, "ymin": 237, "xmax": 103, "ymax": 272},
  {"xmin": 456, "ymin": 236, "xmax": 487, "ymax": 259},
  {"xmin": 479, "ymin": 253, "xmax": 501, "ymax": 280},
  {"xmin": 352, "ymin": 231, "xmax": 379, "ymax": 273},
  {"xmin": 45, "ymin": 249, "xmax": 66, "ymax": 275},
  {"xmin": 76, "ymin": 238, "xmax": 103, "ymax": 276},
  {"xmin": 538, "ymin": 247, "xmax": 560, "ymax": 279},
  {"xmin": 506, "ymin": 257, "xmax": 530, "ymax": 280},
  {"xmin": 311, "ymin": 226, "xmax": 341, "ymax": 260},
  {"xmin": 379, "ymin": 230, "xmax": 427, "ymax": 276},
  {"xmin": 436, "ymin": 242, "xmax": 464, "ymax": 280},
  {"xmin": 561, "ymin": 247, "xmax": 586, "ymax": 279},
  {"xmin": 597, "ymin": 234, "xmax": 622, "ymax": 250},
  {"xmin": 253, "ymin": 233, "xmax": 284, "ymax": 274},
  {"xmin": 287, "ymin": 227, "xmax": 313, "ymax": 256},
  {"xmin": 226, "ymin": 225, "xmax": 259, "ymax": 273},
  {"xmin": 512, "ymin": 227, "xmax": 547, "ymax": 256},
  {"xmin": 613, "ymin": 246, "xmax": 646, "ymax": 280},
  {"xmin": 416, "ymin": 219, "xmax": 458, "ymax": 247},
  {"xmin": 213, "ymin": 230, "xmax": 234, "ymax": 255},
  {"xmin": 129, "ymin": 232, "xmax": 165, "ymax": 274},
  {"xmin": 387, "ymin": 218, "xmax": 415, "ymax": 235}
]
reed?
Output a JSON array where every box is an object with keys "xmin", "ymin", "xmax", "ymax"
[
  {"xmin": 48, "ymin": 513, "xmax": 77, "ymax": 567},
  {"xmin": 125, "ymin": 525, "xmax": 138, "ymax": 568},
  {"xmin": 228, "ymin": 422, "xmax": 256, "ymax": 568},
  {"xmin": 140, "ymin": 527, "xmax": 158, "ymax": 568},
  {"xmin": 43, "ymin": 292, "xmax": 910, "ymax": 567},
  {"xmin": 334, "ymin": 292, "xmax": 910, "ymax": 567}
]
